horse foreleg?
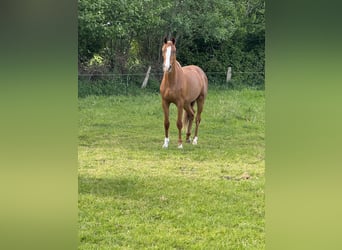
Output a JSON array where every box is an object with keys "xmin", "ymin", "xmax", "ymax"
[
  {"xmin": 176, "ymin": 104, "xmax": 183, "ymax": 148},
  {"xmin": 162, "ymin": 100, "xmax": 170, "ymax": 148}
]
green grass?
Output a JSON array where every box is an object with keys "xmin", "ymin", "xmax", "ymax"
[{"xmin": 79, "ymin": 88, "xmax": 265, "ymax": 249}]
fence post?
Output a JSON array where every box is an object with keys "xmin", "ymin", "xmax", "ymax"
[
  {"xmin": 141, "ymin": 66, "xmax": 151, "ymax": 88},
  {"xmin": 226, "ymin": 66, "xmax": 232, "ymax": 83}
]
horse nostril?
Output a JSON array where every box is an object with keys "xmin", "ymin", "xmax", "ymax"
[{"xmin": 163, "ymin": 65, "xmax": 171, "ymax": 72}]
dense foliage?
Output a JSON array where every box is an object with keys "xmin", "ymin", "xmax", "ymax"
[{"xmin": 78, "ymin": 0, "xmax": 265, "ymax": 87}]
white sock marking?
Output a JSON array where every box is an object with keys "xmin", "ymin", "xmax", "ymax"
[
  {"xmin": 162, "ymin": 137, "xmax": 169, "ymax": 148},
  {"xmin": 192, "ymin": 136, "xmax": 198, "ymax": 145}
]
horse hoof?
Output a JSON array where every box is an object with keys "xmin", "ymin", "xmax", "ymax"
[
  {"xmin": 162, "ymin": 138, "xmax": 169, "ymax": 148},
  {"xmin": 178, "ymin": 144, "xmax": 183, "ymax": 149},
  {"xmin": 192, "ymin": 136, "xmax": 198, "ymax": 145},
  {"xmin": 186, "ymin": 139, "xmax": 191, "ymax": 143}
]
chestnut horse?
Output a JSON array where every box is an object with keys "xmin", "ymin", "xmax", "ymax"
[{"xmin": 160, "ymin": 37, "xmax": 208, "ymax": 148}]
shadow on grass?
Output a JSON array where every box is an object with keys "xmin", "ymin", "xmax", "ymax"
[{"xmin": 79, "ymin": 176, "xmax": 141, "ymax": 198}]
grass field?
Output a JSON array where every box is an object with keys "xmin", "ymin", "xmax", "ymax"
[{"xmin": 78, "ymin": 88, "xmax": 265, "ymax": 249}]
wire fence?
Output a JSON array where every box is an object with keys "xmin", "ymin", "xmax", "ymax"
[{"xmin": 78, "ymin": 70, "xmax": 264, "ymax": 97}]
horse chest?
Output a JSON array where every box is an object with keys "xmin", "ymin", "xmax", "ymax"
[
  {"xmin": 161, "ymin": 87, "xmax": 182, "ymax": 102},
  {"xmin": 164, "ymin": 88, "xmax": 175, "ymax": 98}
]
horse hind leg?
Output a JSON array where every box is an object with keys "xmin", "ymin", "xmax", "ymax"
[
  {"xmin": 193, "ymin": 96, "xmax": 204, "ymax": 145},
  {"xmin": 185, "ymin": 112, "xmax": 194, "ymax": 143},
  {"xmin": 184, "ymin": 103, "xmax": 195, "ymax": 143}
]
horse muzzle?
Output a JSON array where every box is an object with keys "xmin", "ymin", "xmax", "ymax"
[{"xmin": 163, "ymin": 64, "xmax": 172, "ymax": 73}]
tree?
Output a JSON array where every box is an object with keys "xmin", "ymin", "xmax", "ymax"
[{"xmin": 78, "ymin": 0, "xmax": 265, "ymax": 86}]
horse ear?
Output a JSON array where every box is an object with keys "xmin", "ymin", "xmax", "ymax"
[
  {"xmin": 163, "ymin": 37, "xmax": 168, "ymax": 44},
  {"xmin": 171, "ymin": 37, "xmax": 176, "ymax": 45}
]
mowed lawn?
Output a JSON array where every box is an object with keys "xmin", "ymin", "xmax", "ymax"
[{"xmin": 78, "ymin": 88, "xmax": 265, "ymax": 249}]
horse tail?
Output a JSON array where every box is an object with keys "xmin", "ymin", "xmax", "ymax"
[{"xmin": 182, "ymin": 109, "xmax": 189, "ymax": 131}]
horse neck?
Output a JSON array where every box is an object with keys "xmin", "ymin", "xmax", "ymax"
[{"xmin": 163, "ymin": 61, "xmax": 182, "ymax": 89}]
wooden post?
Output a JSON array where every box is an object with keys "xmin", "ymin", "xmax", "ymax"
[
  {"xmin": 226, "ymin": 66, "xmax": 232, "ymax": 82},
  {"xmin": 141, "ymin": 66, "xmax": 151, "ymax": 88}
]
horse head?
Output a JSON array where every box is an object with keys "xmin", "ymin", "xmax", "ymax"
[{"xmin": 162, "ymin": 37, "xmax": 176, "ymax": 73}]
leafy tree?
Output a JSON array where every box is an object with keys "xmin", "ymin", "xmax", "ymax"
[{"xmin": 78, "ymin": 0, "xmax": 265, "ymax": 86}]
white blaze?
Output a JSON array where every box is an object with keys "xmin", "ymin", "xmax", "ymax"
[{"xmin": 164, "ymin": 46, "xmax": 171, "ymax": 71}]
